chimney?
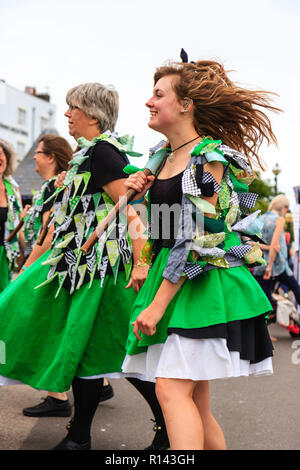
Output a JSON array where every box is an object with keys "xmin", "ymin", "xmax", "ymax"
[{"xmin": 25, "ymin": 86, "xmax": 36, "ymax": 96}]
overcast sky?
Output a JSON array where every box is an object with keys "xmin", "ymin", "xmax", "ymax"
[{"xmin": 1, "ymin": 0, "xmax": 299, "ymax": 201}]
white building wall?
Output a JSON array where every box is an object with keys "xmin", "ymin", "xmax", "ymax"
[{"xmin": 0, "ymin": 80, "xmax": 56, "ymax": 163}]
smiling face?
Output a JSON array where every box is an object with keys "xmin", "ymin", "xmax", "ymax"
[
  {"xmin": 145, "ymin": 75, "xmax": 184, "ymax": 134},
  {"xmin": 0, "ymin": 146, "xmax": 7, "ymax": 176}
]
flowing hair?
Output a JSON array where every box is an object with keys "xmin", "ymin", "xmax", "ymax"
[{"xmin": 154, "ymin": 61, "xmax": 281, "ymax": 170}]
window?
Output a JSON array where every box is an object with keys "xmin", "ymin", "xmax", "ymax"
[
  {"xmin": 40, "ymin": 116, "xmax": 48, "ymax": 131},
  {"xmin": 18, "ymin": 108, "xmax": 27, "ymax": 126},
  {"xmin": 17, "ymin": 141, "xmax": 26, "ymax": 158}
]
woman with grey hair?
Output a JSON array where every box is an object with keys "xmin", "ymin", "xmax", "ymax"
[
  {"xmin": 0, "ymin": 82, "xmax": 168, "ymax": 450},
  {"xmin": 0, "ymin": 139, "xmax": 22, "ymax": 291},
  {"xmin": 65, "ymin": 82, "xmax": 119, "ymax": 138}
]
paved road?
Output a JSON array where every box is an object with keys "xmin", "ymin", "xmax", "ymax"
[{"xmin": 0, "ymin": 323, "xmax": 299, "ymax": 451}]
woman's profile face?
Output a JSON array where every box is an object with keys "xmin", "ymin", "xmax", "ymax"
[
  {"xmin": 0, "ymin": 147, "xmax": 7, "ymax": 176},
  {"xmin": 64, "ymin": 105, "xmax": 92, "ymax": 140},
  {"xmin": 33, "ymin": 142, "xmax": 52, "ymax": 179},
  {"xmin": 145, "ymin": 75, "xmax": 183, "ymax": 134}
]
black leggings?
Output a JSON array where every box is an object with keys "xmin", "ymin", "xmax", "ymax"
[
  {"xmin": 68, "ymin": 377, "xmax": 104, "ymax": 443},
  {"xmin": 255, "ymin": 271, "xmax": 300, "ymax": 306},
  {"xmin": 68, "ymin": 376, "xmax": 163, "ymax": 443},
  {"xmin": 126, "ymin": 377, "xmax": 164, "ymax": 426}
]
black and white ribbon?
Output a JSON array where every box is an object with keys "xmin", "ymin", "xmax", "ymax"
[
  {"xmin": 218, "ymin": 145, "xmax": 252, "ymax": 175},
  {"xmin": 183, "ymin": 262, "xmax": 204, "ymax": 279},
  {"xmin": 227, "ymin": 244, "xmax": 251, "ymax": 259},
  {"xmin": 238, "ymin": 192, "xmax": 258, "ymax": 209}
]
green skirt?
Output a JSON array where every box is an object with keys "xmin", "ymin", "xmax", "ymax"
[
  {"xmin": 0, "ymin": 245, "xmax": 10, "ymax": 293},
  {"xmin": 0, "ymin": 250, "xmax": 136, "ymax": 392},
  {"xmin": 126, "ymin": 248, "xmax": 272, "ymax": 356}
]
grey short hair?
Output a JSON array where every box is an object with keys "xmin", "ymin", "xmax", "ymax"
[
  {"xmin": 66, "ymin": 82, "xmax": 119, "ymax": 132},
  {"xmin": 0, "ymin": 139, "xmax": 17, "ymax": 176}
]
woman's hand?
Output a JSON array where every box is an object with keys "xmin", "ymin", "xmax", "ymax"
[
  {"xmin": 54, "ymin": 171, "xmax": 67, "ymax": 188},
  {"xmin": 126, "ymin": 265, "xmax": 149, "ymax": 292},
  {"xmin": 263, "ymin": 266, "xmax": 272, "ymax": 280},
  {"xmin": 132, "ymin": 302, "xmax": 166, "ymax": 340},
  {"xmin": 125, "ymin": 171, "xmax": 155, "ymax": 200},
  {"xmin": 20, "ymin": 204, "xmax": 31, "ymax": 219}
]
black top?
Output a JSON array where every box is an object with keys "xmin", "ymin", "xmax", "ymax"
[
  {"xmin": 149, "ymin": 171, "xmax": 183, "ymax": 243},
  {"xmin": 0, "ymin": 207, "xmax": 7, "ymax": 246},
  {"xmin": 42, "ymin": 179, "xmax": 56, "ymax": 215},
  {"xmin": 53, "ymin": 140, "xmax": 129, "ymax": 290},
  {"xmin": 81, "ymin": 141, "xmax": 129, "ymax": 192}
]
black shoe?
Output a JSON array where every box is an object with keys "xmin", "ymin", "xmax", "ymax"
[
  {"xmin": 144, "ymin": 420, "xmax": 170, "ymax": 450},
  {"xmin": 52, "ymin": 436, "xmax": 91, "ymax": 450},
  {"xmin": 98, "ymin": 382, "xmax": 114, "ymax": 403},
  {"xmin": 23, "ymin": 396, "xmax": 72, "ymax": 417}
]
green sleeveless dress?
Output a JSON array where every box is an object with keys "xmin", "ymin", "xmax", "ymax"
[{"xmin": 123, "ymin": 139, "xmax": 273, "ymax": 382}]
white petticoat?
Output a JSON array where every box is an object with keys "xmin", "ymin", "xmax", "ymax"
[
  {"xmin": 0, "ymin": 376, "xmax": 23, "ymax": 386},
  {"xmin": 122, "ymin": 334, "xmax": 273, "ymax": 383},
  {"xmin": 0, "ymin": 372, "xmax": 134, "ymax": 386}
]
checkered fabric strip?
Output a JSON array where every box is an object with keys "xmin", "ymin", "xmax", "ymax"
[
  {"xmin": 182, "ymin": 168, "xmax": 202, "ymax": 197},
  {"xmin": 230, "ymin": 191, "xmax": 239, "ymax": 207},
  {"xmin": 183, "ymin": 262, "xmax": 204, "ymax": 279},
  {"xmin": 238, "ymin": 192, "xmax": 258, "ymax": 208},
  {"xmin": 202, "ymin": 171, "xmax": 221, "ymax": 193},
  {"xmin": 182, "ymin": 168, "xmax": 221, "ymax": 197},
  {"xmin": 218, "ymin": 145, "xmax": 252, "ymax": 174},
  {"xmin": 225, "ymin": 172, "xmax": 239, "ymax": 206},
  {"xmin": 228, "ymin": 244, "xmax": 251, "ymax": 259}
]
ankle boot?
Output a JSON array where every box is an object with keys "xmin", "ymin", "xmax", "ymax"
[
  {"xmin": 51, "ymin": 419, "xmax": 91, "ymax": 450},
  {"xmin": 144, "ymin": 419, "xmax": 170, "ymax": 450}
]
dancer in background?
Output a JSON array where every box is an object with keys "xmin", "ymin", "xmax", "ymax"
[
  {"xmin": 253, "ymin": 195, "xmax": 300, "ymax": 335},
  {"xmin": 123, "ymin": 53, "xmax": 279, "ymax": 450},
  {"xmin": 18, "ymin": 134, "xmax": 74, "ymax": 418},
  {"xmin": 0, "ymin": 139, "xmax": 22, "ymax": 292}
]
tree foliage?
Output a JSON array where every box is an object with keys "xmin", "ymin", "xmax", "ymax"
[{"xmin": 249, "ymin": 171, "xmax": 276, "ymax": 214}]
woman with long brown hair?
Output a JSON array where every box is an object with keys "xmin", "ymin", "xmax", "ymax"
[{"xmin": 122, "ymin": 53, "xmax": 280, "ymax": 449}]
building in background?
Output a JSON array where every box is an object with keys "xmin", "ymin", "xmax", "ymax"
[{"xmin": 0, "ymin": 79, "xmax": 56, "ymax": 164}]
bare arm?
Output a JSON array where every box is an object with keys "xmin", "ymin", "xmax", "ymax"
[
  {"xmin": 264, "ymin": 216, "xmax": 285, "ymax": 279},
  {"xmin": 133, "ymin": 277, "xmax": 185, "ymax": 339}
]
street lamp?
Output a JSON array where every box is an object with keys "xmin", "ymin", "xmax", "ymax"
[{"xmin": 272, "ymin": 163, "xmax": 281, "ymax": 195}]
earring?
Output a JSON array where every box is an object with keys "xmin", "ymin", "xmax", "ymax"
[{"xmin": 183, "ymin": 97, "xmax": 190, "ymax": 112}]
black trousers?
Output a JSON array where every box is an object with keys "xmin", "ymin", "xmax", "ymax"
[{"xmin": 255, "ymin": 271, "xmax": 300, "ymax": 306}]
